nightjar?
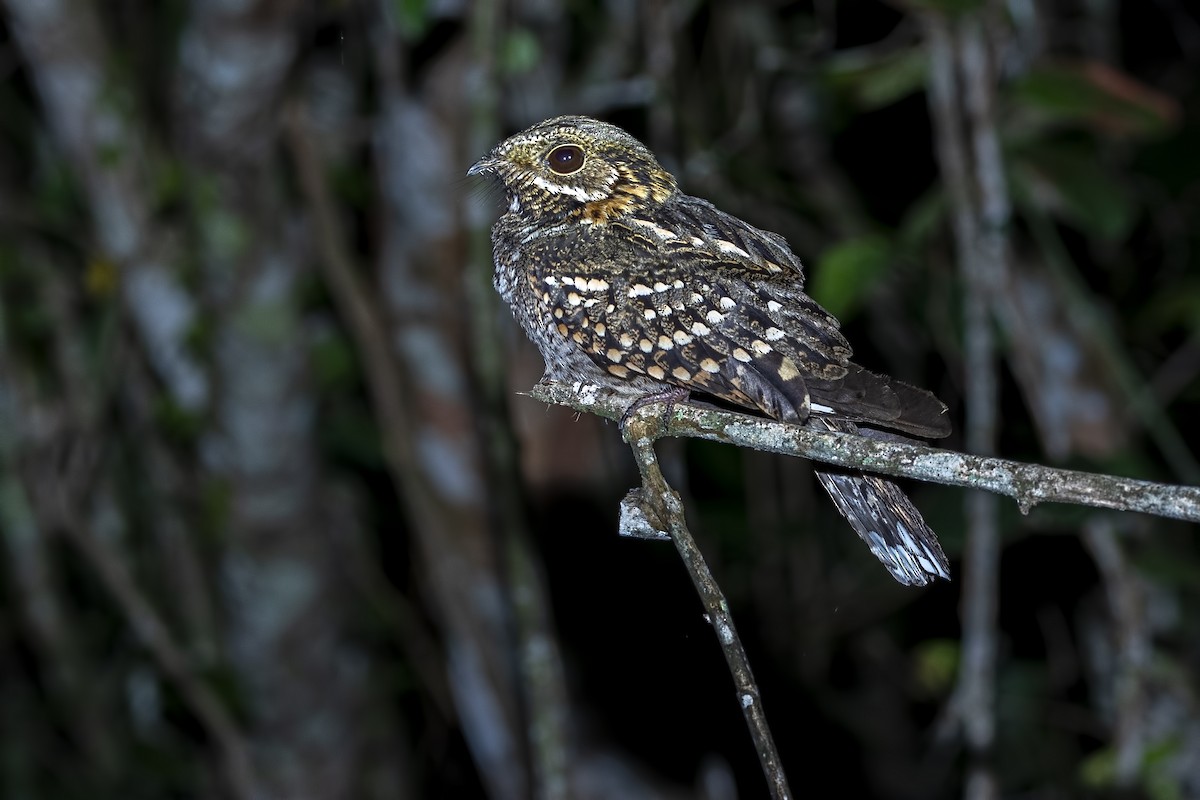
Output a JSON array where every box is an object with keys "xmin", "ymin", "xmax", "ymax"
[{"xmin": 469, "ymin": 116, "xmax": 952, "ymax": 586}]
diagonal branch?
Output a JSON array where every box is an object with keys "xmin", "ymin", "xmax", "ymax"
[
  {"xmin": 60, "ymin": 512, "xmax": 263, "ymax": 800},
  {"xmin": 528, "ymin": 381, "xmax": 1200, "ymax": 524},
  {"xmin": 621, "ymin": 408, "xmax": 792, "ymax": 800}
]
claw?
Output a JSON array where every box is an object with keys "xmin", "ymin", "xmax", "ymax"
[{"xmin": 619, "ymin": 386, "xmax": 691, "ymax": 436}]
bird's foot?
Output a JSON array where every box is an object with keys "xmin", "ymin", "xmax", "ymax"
[{"xmin": 619, "ymin": 386, "xmax": 691, "ymax": 440}]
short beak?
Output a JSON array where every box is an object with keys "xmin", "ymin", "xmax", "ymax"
[{"xmin": 467, "ymin": 156, "xmax": 498, "ymax": 177}]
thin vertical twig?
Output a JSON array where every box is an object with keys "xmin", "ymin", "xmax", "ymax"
[
  {"xmin": 622, "ymin": 409, "xmax": 792, "ymax": 800},
  {"xmin": 1081, "ymin": 518, "xmax": 1148, "ymax": 787},
  {"xmin": 463, "ymin": 2, "xmax": 576, "ymax": 796},
  {"xmin": 925, "ymin": 9, "xmax": 1009, "ymax": 800},
  {"xmin": 6, "ymin": 423, "xmax": 264, "ymax": 800},
  {"xmin": 57, "ymin": 515, "xmax": 263, "ymax": 800},
  {"xmin": 282, "ymin": 102, "xmax": 472, "ymax": 725},
  {"xmin": 0, "ymin": 292, "xmax": 117, "ymax": 779},
  {"xmin": 956, "ymin": 22, "xmax": 1005, "ymax": 800}
]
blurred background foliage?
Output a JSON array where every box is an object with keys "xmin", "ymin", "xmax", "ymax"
[{"xmin": 1, "ymin": 0, "xmax": 1199, "ymax": 798}]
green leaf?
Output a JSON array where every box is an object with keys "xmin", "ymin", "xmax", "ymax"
[
  {"xmin": 500, "ymin": 28, "xmax": 541, "ymax": 76},
  {"xmin": 810, "ymin": 235, "xmax": 892, "ymax": 320},
  {"xmin": 154, "ymin": 396, "xmax": 205, "ymax": 445},
  {"xmin": 1011, "ymin": 62, "xmax": 1178, "ymax": 139},
  {"xmin": 1132, "ymin": 277, "xmax": 1200, "ymax": 335},
  {"xmin": 1144, "ymin": 736, "xmax": 1184, "ymax": 800},
  {"xmin": 310, "ymin": 331, "xmax": 359, "ymax": 389},
  {"xmin": 34, "ymin": 144, "xmax": 83, "ymax": 230},
  {"xmin": 1079, "ymin": 746, "xmax": 1116, "ymax": 789},
  {"xmin": 898, "ymin": 187, "xmax": 947, "ymax": 249},
  {"xmin": 152, "ymin": 156, "xmax": 186, "ymax": 211},
  {"xmin": 912, "ymin": 639, "xmax": 959, "ymax": 695},
  {"xmin": 826, "ymin": 47, "xmax": 928, "ymax": 111},
  {"xmin": 1011, "ymin": 145, "xmax": 1136, "ymax": 240},
  {"xmin": 393, "ymin": 0, "xmax": 430, "ymax": 40}
]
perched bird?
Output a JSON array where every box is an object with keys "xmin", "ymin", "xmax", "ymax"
[{"xmin": 469, "ymin": 116, "xmax": 952, "ymax": 586}]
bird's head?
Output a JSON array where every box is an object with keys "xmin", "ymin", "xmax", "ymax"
[{"xmin": 468, "ymin": 116, "xmax": 678, "ymax": 223}]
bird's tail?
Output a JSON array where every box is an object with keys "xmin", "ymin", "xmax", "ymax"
[
  {"xmin": 809, "ymin": 417, "xmax": 950, "ymax": 586},
  {"xmin": 814, "ymin": 470, "xmax": 950, "ymax": 585}
]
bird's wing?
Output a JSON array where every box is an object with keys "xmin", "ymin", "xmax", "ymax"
[
  {"xmin": 525, "ymin": 202, "xmax": 949, "ymax": 437},
  {"xmin": 658, "ymin": 197, "xmax": 950, "ymax": 437},
  {"xmin": 524, "ymin": 226, "xmax": 838, "ymax": 422}
]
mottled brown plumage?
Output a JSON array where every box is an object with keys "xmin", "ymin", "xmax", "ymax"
[{"xmin": 469, "ymin": 116, "xmax": 952, "ymax": 585}]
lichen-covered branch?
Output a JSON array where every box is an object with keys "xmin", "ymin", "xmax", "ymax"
[{"xmin": 529, "ymin": 381, "xmax": 1200, "ymax": 524}]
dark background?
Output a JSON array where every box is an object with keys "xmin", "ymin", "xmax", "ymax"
[{"xmin": 1, "ymin": 0, "xmax": 1198, "ymax": 798}]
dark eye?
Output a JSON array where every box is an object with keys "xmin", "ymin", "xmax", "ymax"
[{"xmin": 547, "ymin": 144, "xmax": 585, "ymax": 175}]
